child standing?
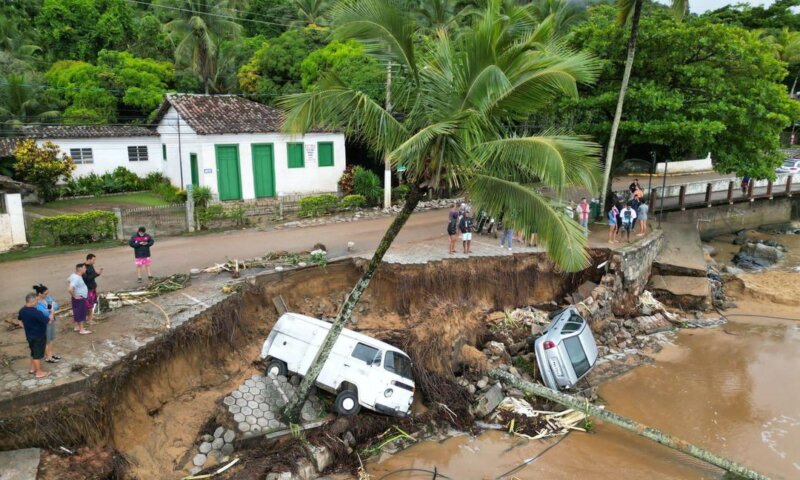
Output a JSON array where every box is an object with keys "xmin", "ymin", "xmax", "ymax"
[{"xmin": 608, "ymin": 204, "xmax": 619, "ymax": 244}]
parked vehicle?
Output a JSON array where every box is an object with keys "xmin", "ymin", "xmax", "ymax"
[
  {"xmin": 776, "ymin": 159, "xmax": 800, "ymax": 174},
  {"xmin": 260, "ymin": 313, "xmax": 415, "ymax": 417},
  {"xmin": 533, "ymin": 307, "xmax": 598, "ymax": 391}
]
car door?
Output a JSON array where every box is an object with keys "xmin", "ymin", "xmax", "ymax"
[{"xmin": 343, "ymin": 342, "xmax": 382, "ymax": 409}]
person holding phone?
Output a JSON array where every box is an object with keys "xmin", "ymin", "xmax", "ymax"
[
  {"xmin": 83, "ymin": 253, "xmax": 103, "ymax": 324},
  {"xmin": 34, "ymin": 284, "xmax": 60, "ymax": 363},
  {"xmin": 129, "ymin": 227, "xmax": 155, "ymax": 283}
]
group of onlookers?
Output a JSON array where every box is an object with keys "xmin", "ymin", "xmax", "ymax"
[
  {"xmin": 608, "ymin": 179, "xmax": 649, "ymax": 243},
  {"xmin": 16, "ymin": 226, "xmax": 156, "ymax": 379}
]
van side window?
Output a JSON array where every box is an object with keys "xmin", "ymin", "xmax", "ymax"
[{"xmin": 352, "ymin": 343, "xmax": 380, "ymax": 365}]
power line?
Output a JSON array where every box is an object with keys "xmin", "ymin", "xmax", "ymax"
[{"xmin": 125, "ymin": 0, "xmax": 305, "ymax": 28}]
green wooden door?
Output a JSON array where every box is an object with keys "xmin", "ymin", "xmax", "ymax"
[
  {"xmin": 251, "ymin": 144, "xmax": 275, "ymax": 198},
  {"xmin": 190, "ymin": 153, "xmax": 199, "ymax": 187},
  {"xmin": 215, "ymin": 145, "xmax": 242, "ymax": 201}
]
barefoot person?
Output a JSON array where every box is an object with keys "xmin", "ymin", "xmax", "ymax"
[
  {"xmin": 18, "ymin": 293, "xmax": 50, "ymax": 378},
  {"xmin": 607, "ymin": 204, "xmax": 619, "ymax": 243},
  {"xmin": 578, "ymin": 197, "xmax": 590, "ymax": 237},
  {"xmin": 447, "ymin": 203, "xmax": 459, "ymax": 254},
  {"xmin": 637, "ymin": 200, "xmax": 649, "ymax": 236},
  {"xmin": 83, "ymin": 253, "xmax": 102, "ymax": 324},
  {"xmin": 129, "ymin": 227, "xmax": 155, "ymax": 282},
  {"xmin": 459, "ymin": 210, "xmax": 474, "ymax": 254},
  {"xmin": 68, "ymin": 263, "xmax": 92, "ymax": 335},
  {"xmin": 34, "ymin": 284, "xmax": 60, "ymax": 363}
]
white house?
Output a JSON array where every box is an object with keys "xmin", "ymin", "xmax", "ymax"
[
  {"xmin": 0, "ymin": 176, "xmax": 28, "ymax": 252},
  {"xmin": 20, "ymin": 94, "xmax": 347, "ymax": 201}
]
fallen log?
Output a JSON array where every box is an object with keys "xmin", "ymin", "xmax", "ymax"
[{"xmin": 489, "ymin": 369, "xmax": 769, "ymax": 480}]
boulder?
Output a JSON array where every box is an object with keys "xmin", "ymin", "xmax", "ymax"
[{"xmin": 473, "ymin": 382, "xmax": 504, "ymax": 418}]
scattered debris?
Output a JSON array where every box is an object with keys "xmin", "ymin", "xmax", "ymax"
[
  {"xmin": 489, "ymin": 397, "xmax": 588, "ymax": 439},
  {"xmin": 100, "ymin": 274, "xmax": 191, "ymax": 311}
]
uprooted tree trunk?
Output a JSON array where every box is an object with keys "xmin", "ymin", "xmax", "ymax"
[
  {"xmin": 489, "ymin": 369, "xmax": 769, "ymax": 480},
  {"xmin": 283, "ymin": 183, "xmax": 425, "ymax": 423}
]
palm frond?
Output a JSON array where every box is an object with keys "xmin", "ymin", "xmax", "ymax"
[{"xmin": 469, "ymin": 175, "xmax": 590, "ymax": 271}]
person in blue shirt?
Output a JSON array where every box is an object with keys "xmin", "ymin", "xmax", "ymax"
[
  {"xmin": 34, "ymin": 284, "xmax": 60, "ymax": 363},
  {"xmin": 18, "ymin": 292, "xmax": 50, "ymax": 378}
]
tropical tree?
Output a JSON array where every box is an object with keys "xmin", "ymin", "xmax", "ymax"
[
  {"xmin": 760, "ymin": 27, "xmax": 800, "ymax": 96},
  {"xmin": 157, "ymin": 0, "xmax": 243, "ymax": 94},
  {"xmin": 293, "ymin": 0, "xmax": 329, "ymax": 26},
  {"xmin": 0, "ymin": 74, "xmax": 59, "ymax": 135},
  {"xmin": 0, "ymin": 17, "xmax": 41, "ymax": 70},
  {"xmin": 597, "ymin": 0, "xmax": 688, "ymax": 210},
  {"xmin": 278, "ymin": 0, "xmax": 602, "ymax": 421},
  {"xmin": 529, "ymin": 0, "xmax": 587, "ymax": 36}
]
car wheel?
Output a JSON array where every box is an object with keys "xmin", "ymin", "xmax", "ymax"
[
  {"xmin": 334, "ymin": 389, "xmax": 361, "ymax": 416},
  {"xmin": 265, "ymin": 359, "xmax": 287, "ymax": 378}
]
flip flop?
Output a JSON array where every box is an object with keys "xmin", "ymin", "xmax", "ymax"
[
  {"xmin": 34, "ymin": 372, "xmax": 51, "ymax": 379},
  {"xmin": 79, "ymin": 330, "xmax": 92, "ymax": 335},
  {"xmin": 51, "ymin": 355, "xmax": 62, "ymax": 360}
]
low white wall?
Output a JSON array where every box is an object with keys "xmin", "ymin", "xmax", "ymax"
[
  {"xmin": 0, "ymin": 193, "xmax": 27, "ymax": 252},
  {"xmin": 658, "ymin": 173, "xmax": 792, "ymax": 197},
  {"xmin": 37, "ymin": 137, "xmax": 164, "ymax": 178},
  {"xmin": 655, "ymin": 153, "xmax": 713, "ymax": 174}
]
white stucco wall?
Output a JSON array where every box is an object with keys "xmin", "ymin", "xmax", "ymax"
[
  {"xmin": 157, "ymin": 107, "xmax": 347, "ymax": 200},
  {"xmin": 36, "ymin": 137, "xmax": 164, "ymax": 178},
  {"xmin": 655, "ymin": 153, "xmax": 713, "ymax": 174},
  {"xmin": 0, "ymin": 193, "xmax": 27, "ymax": 252}
]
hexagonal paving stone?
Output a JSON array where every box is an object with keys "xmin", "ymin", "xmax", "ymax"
[
  {"xmin": 212, "ymin": 438, "xmax": 224, "ymax": 450},
  {"xmin": 231, "ymin": 390, "xmax": 243, "ymax": 399},
  {"xmin": 243, "ymin": 392, "xmax": 254, "ymax": 401},
  {"xmin": 275, "ymin": 398, "xmax": 286, "ymax": 407},
  {"xmin": 223, "ymin": 396, "xmax": 235, "ymax": 406},
  {"xmin": 257, "ymin": 418, "xmax": 269, "ymax": 428},
  {"xmin": 265, "ymin": 411, "xmax": 275, "ymax": 420},
  {"xmin": 223, "ymin": 430, "xmax": 235, "ymax": 443},
  {"xmin": 238, "ymin": 422, "xmax": 250, "ymax": 432},
  {"xmin": 233, "ymin": 413, "xmax": 245, "ymax": 423},
  {"xmin": 241, "ymin": 406, "xmax": 252, "ymax": 416},
  {"xmin": 221, "ymin": 443, "xmax": 234, "ymax": 456},
  {"xmin": 267, "ymin": 419, "xmax": 281, "ymax": 429},
  {"xmin": 245, "ymin": 379, "xmax": 255, "ymax": 387},
  {"xmin": 214, "ymin": 427, "xmax": 225, "ymax": 438},
  {"xmin": 229, "ymin": 405, "xmax": 240, "ymax": 414},
  {"xmin": 252, "ymin": 408, "xmax": 264, "ymax": 418},
  {"xmin": 245, "ymin": 415, "xmax": 257, "ymax": 425},
  {"xmin": 247, "ymin": 400, "xmax": 259, "ymax": 409},
  {"xmin": 250, "ymin": 425, "xmax": 262, "ymax": 434},
  {"xmin": 235, "ymin": 398, "xmax": 247, "ymax": 407}
]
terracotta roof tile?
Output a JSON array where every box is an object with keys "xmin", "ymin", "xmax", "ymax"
[
  {"xmin": 162, "ymin": 94, "xmax": 284, "ymax": 134},
  {"xmin": 20, "ymin": 125, "xmax": 158, "ymax": 139}
]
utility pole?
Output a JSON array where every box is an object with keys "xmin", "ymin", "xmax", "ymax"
[
  {"xmin": 383, "ymin": 62, "xmax": 392, "ymax": 209},
  {"xmin": 647, "ymin": 151, "xmax": 655, "ymax": 195}
]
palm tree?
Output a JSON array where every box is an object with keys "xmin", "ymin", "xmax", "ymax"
[
  {"xmin": 278, "ymin": 0, "xmax": 602, "ymax": 421},
  {"xmin": 597, "ymin": 0, "xmax": 688, "ymax": 210},
  {"xmin": 529, "ymin": 0, "xmax": 587, "ymax": 36},
  {"xmin": 157, "ymin": 0, "xmax": 243, "ymax": 94},
  {"xmin": 416, "ymin": 0, "xmax": 474, "ymax": 31},
  {"xmin": 0, "ymin": 74, "xmax": 59, "ymax": 136},
  {"xmin": 293, "ymin": 0, "xmax": 328, "ymax": 26},
  {"xmin": 0, "ymin": 17, "xmax": 42, "ymax": 70},
  {"xmin": 760, "ymin": 27, "xmax": 800, "ymax": 96}
]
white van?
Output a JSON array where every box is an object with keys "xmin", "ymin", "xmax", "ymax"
[{"xmin": 260, "ymin": 313, "xmax": 415, "ymax": 417}]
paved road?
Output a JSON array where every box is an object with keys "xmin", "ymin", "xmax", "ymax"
[{"xmin": 0, "ymin": 210, "xmax": 447, "ymax": 315}]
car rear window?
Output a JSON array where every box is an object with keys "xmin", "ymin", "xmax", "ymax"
[
  {"xmin": 384, "ymin": 351, "xmax": 413, "ymax": 380},
  {"xmin": 563, "ymin": 336, "xmax": 591, "ymax": 378},
  {"xmin": 352, "ymin": 343, "xmax": 380, "ymax": 365}
]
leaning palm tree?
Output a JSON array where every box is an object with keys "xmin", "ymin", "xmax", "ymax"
[
  {"xmin": 597, "ymin": 0, "xmax": 688, "ymax": 210},
  {"xmin": 279, "ymin": 0, "xmax": 602, "ymax": 422},
  {"xmin": 293, "ymin": 0, "xmax": 329, "ymax": 26},
  {"xmin": 0, "ymin": 74, "xmax": 59, "ymax": 136},
  {"xmin": 157, "ymin": 0, "xmax": 243, "ymax": 94}
]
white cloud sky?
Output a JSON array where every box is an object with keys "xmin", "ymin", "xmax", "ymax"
[{"xmin": 658, "ymin": 0, "xmax": 775, "ymax": 14}]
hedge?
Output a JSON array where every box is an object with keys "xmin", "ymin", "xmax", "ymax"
[
  {"xmin": 299, "ymin": 194, "xmax": 339, "ymax": 217},
  {"xmin": 340, "ymin": 194, "xmax": 366, "ymax": 209},
  {"xmin": 32, "ymin": 210, "xmax": 118, "ymax": 246}
]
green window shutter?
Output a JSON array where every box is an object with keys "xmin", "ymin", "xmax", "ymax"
[
  {"xmin": 162, "ymin": 144, "xmax": 167, "ymax": 160},
  {"xmin": 287, "ymin": 142, "xmax": 304, "ymax": 168},
  {"xmin": 318, "ymin": 142, "xmax": 334, "ymax": 167}
]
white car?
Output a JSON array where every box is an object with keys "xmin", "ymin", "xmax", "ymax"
[
  {"xmin": 776, "ymin": 159, "xmax": 800, "ymax": 174},
  {"xmin": 534, "ymin": 307, "xmax": 598, "ymax": 390},
  {"xmin": 261, "ymin": 313, "xmax": 415, "ymax": 417}
]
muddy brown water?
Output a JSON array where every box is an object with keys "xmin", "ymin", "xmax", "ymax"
[{"xmin": 369, "ymin": 303, "xmax": 800, "ymax": 480}]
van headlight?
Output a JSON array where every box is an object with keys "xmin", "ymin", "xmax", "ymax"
[{"xmin": 384, "ymin": 388, "xmax": 393, "ymax": 398}]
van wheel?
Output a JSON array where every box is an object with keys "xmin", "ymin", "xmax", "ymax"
[
  {"xmin": 334, "ymin": 389, "xmax": 361, "ymax": 416},
  {"xmin": 265, "ymin": 359, "xmax": 287, "ymax": 378}
]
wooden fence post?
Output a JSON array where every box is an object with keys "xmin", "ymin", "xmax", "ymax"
[
  {"xmin": 787, "ymin": 175, "xmax": 793, "ymax": 197},
  {"xmin": 678, "ymin": 185, "xmax": 686, "ymax": 211},
  {"xmin": 704, "ymin": 183, "xmax": 712, "ymax": 207},
  {"xmin": 112, "ymin": 207, "xmax": 124, "ymax": 240},
  {"xmin": 747, "ymin": 180, "xmax": 754, "ymax": 201},
  {"xmin": 766, "ymin": 180, "xmax": 773, "ymax": 200},
  {"xmin": 727, "ymin": 181, "xmax": 734, "ymax": 204}
]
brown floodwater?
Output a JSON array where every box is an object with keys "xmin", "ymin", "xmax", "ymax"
[{"xmin": 369, "ymin": 306, "xmax": 800, "ymax": 479}]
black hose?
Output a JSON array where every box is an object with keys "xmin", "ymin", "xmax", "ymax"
[
  {"xmin": 494, "ymin": 432, "xmax": 572, "ymax": 479},
  {"xmin": 378, "ymin": 467, "xmax": 453, "ymax": 480}
]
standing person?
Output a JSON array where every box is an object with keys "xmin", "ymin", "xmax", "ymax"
[
  {"xmin": 18, "ymin": 293, "xmax": 50, "ymax": 378},
  {"xmin": 500, "ymin": 223, "xmax": 514, "ymax": 251},
  {"xmin": 578, "ymin": 197, "xmax": 590, "ymax": 237},
  {"xmin": 459, "ymin": 210, "xmax": 474, "ymax": 254},
  {"xmin": 447, "ymin": 203, "xmax": 459, "ymax": 254},
  {"xmin": 637, "ymin": 200, "xmax": 649, "ymax": 236},
  {"xmin": 608, "ymin": 204, "xmax": 619, "ymax": 243},
  {"xmin": 68, "ymin": 263, "xmax": 91, "ymax": 335},
  {"xmin": 630, "ymin": 195, "xmax": 641, "ymax": 230},
  {"xmin": 629, "ymin": 178, "xmax": 640, "ymax": 194},
  {"xmin": 129, "ymin": 227, "xmax": 155, "ymax": 282},
  {"xmin": 33, "ymin": 284, "xmax": 60, "ymax": 363},
  {"xmin": 741, "ymin": 176, "xmax": 751, "ymax": 196},
  {"xmin": 620, "ymin": 202, "xmax": 637, "ymax": 242},
  {"xmin": 83, "ymin": 253, "xmax": 102, "ymax": 324}
]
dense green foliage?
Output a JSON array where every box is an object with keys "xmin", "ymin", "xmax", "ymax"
[
  {"xmin": 556, "ymin": 5, "xmax": 800, "ymax": 178},
  {"xmin": 298, "ymin": 193, "xmax": 339, "ymax": 217},
  {"xmin": 32, "ymin": 210, "xmax": 118, "ymax": 245},
  {"xmin": 13, "ymin": 139, "xmax": 75, "ymax": 202},
  {"xmin": 352, "ymin": 166, "xmax": 382, "ymax": 206}
]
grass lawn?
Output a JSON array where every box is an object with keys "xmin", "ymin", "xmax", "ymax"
[
  {"xmin": 0, "ymin": 240, "xmax": 122, "ymax": 263},
  {"xmin": 26, "ymin": 192, "xmax": 168, "ymax": 216}
]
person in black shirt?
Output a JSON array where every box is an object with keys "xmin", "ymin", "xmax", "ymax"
[
  {"xmin": 129, "ymin": 227, "xmax": 155, "ymax": 282},
  {"xmin": 629, "ymin": 178, "xmax": 640, "ymax": 194},
  {"xmin": 83, "ymin": 253, "xmax": 103, "ymax": 324},
  {"xmin": 18, "ymin": 292, "xmax": 50, "ymax": 378},
  {"xmin": 459, "ymin": 210, "xmax": 475, "ymax": 254}
]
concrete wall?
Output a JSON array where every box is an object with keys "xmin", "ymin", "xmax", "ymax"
[
  {"xmin": 36, "ymin": 137, "xmax": 163, "ymax": 178},
  {"xmin": 157, "ymin": 106, "xmax": 347, "ymax": 199},
  {"xmin": 657, "ymin": 173, "xmax": 791, "ymax": 197},
  {"xmin": 655, "ymin": 153, "xmax": 712, "ymax": 174},
  {"xmin": 658, "ymin": 198, "xmax": 794, "ymax": 238},
  {"xmin": 0, "ymin": 193, "xmax": 27, "ymax": 252}
]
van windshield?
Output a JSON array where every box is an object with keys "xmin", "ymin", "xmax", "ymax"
[{"xmin": 384, "ymin": 351, "xmax": 413, "ymax": 381}]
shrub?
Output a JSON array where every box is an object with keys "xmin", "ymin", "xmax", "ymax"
[
  {"xmin": 192, "ymin": 186, "xmax": 213, "ymax": 208},
  {"xmin": 142, "ymin": 172, "xmax": 171, "ymax": 190},
  {"xmin": 299, "ymin": 193, "xmax": 339, "ymax": 217},
  {"xmin": 108, "ymin": 166, "xmax": 142, "ymax": 192},
  {"xmin": 62, "ymin": 167, "xmax": 146, "ymax": 197},
  {"xmin": 32, "ymin": 210, "xmax": 118, "ymax": 246},
  {"xmin": 337, "ymin": 165, "xmax": 356, "ymax": 195},
  {"xmin": 64, "ymin": 173, "xmax": 105, "ymax": 197},
  {"xmin": 196, "ymin": 204, "xmax": 225, "ymax": 229},
  {"xmin": 152, "ymin": 183, "xmax": 185, "ymax": 203},
  {"xmin": 353, "ymin": 166, "xmax": 382, "ymax": 206},
  {"xmin": 340, "ymin": 194, "xmax": 366, "ymax": 209},
  {"xmin": 392, "ymin": 184, "xmax": 410, "ymax": 202},
  {"xmin": 226, "ymin": 204, "xmax": 248, "ymax": 227},
  {"xmin": 13, "ymin": 140, "xmax": 76, "ymax": 202}
]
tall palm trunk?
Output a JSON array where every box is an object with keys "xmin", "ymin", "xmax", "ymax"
[
  {"xmin": 283, "ymin": 183, "xmax": 425, "ymax": 422},
  {"xmin": 598, "ymin": 0, "xmax": 643, "ymax": 212}
]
